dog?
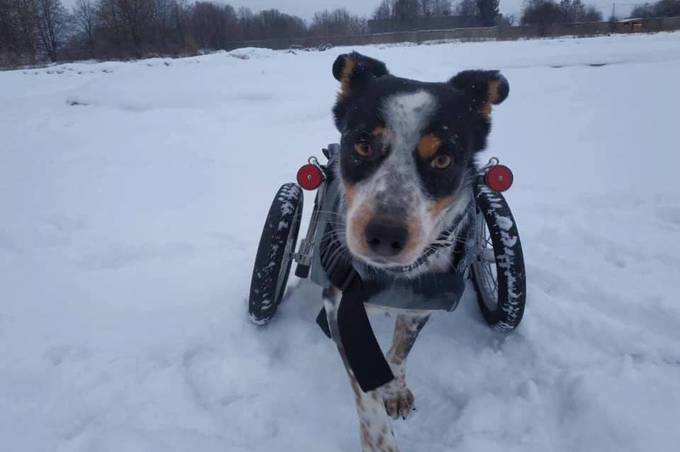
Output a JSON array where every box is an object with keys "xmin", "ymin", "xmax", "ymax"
[{"xmin": 320, "ymin": 52, "xmax": 509, "ymax": 452}]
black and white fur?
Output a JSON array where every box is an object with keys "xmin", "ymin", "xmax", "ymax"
[{"xmin": 324, "ymin": 52, "xmax": 510, "ymax": 451}]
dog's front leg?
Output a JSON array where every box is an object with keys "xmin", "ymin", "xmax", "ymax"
[
  {"xmin": 382, "ymin": 313, "xmax": 430, "ymax": 420},
  {"xmin": 323, "ymin": 287, "xmax": 399, "ymax": 452}
]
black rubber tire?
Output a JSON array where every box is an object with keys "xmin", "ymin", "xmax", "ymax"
[
  {"xmin": 471, "ymin": 184, "xmax": 526, "ymax": 331},
  {"xmin": 248, "ymin": 183, "xmax": 303, "ymax": 325}
]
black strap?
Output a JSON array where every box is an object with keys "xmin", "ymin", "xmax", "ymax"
[
  {"xmin": 337, "ymin": 277, "xmax": 393, "ymax": 392},
  {"xmin": 316, "ymin": 308, "xmax": 332, "ymax": 338},
  {"xmin": 317, "ymin": 229, "xmax": 394, "ymax": 393}
]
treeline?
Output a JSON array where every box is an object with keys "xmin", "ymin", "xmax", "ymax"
[
  {"xmin": 5, "ymin": 0, "xmax": 676, "ymax": 68},
  {"xmin": 0, "ymin": 0, "xmax": 367, "ymax": 67},
  {"xmin": 631, "ymin": 0, "xmax": 680, "ymax": 18},
  {"xmin": 521, "ymin": 0, "xmax": 603, "ymax": 29},
  {"xmin": 372, "ymin": 0, "xmax": 508, "ymax": 27}
]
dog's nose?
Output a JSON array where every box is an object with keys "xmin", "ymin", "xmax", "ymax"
[{"xmin": 365, "ymin": 218, "xmax": 409, "ymax": 257}]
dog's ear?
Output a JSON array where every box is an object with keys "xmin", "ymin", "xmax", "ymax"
[
  {"xmin": 333, "ymin": 52, "xmax": 389, "ymax": 98},
  {"xmin": 448, "ymin": 70, "xmax": 509, "ymax": 151},
  {"xmin": 448, "ymin": 70, "xmax": 509, "ymax": 118}
]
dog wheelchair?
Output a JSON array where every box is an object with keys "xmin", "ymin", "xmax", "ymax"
[{"xmin": 248, "ymin": 143, "xmax": 526, "ymax": 332}]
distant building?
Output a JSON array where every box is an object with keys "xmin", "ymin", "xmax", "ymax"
[{"xmin": 618, "ymin": 18, "xmax": 644, "ymax": 33}]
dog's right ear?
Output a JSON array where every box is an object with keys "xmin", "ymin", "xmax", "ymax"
[
  {"xmin": 332, "ymin": 52, "xmax": 389, "ymax": 99},
  {"xmin": 448, "ymin": 70, "xmax": 509, "ymax": 118}
]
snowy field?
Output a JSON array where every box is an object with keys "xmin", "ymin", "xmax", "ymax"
[{"xmin": 2, "ymin": 32, "xmax": 680, "ymax": 452}]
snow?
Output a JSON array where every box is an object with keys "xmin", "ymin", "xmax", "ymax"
[{"xmin": 2, "ymin": 32, "xmax": 680, "ymax": 451}]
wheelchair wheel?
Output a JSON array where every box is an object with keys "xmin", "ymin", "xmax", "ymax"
[
  {"xmin": 471, "ymin": 185, "xmax": 526, "ymax": 331},
  {"xmin": 248, "ymin": 183, "xmax": 303, "ymax": 325}
]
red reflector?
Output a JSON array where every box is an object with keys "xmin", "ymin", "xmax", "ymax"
[
  {"xmin": 296, "ymin": 163, "xmax": 325, "ymax": 190},
  {"xmin": 485, "ymin": 165, "xmax": 514, "ymax": 192}
]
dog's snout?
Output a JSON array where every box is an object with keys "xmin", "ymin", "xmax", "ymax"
[{"xmin": 365, "ymin": 218, "xmax": 409, "ymax": 257}]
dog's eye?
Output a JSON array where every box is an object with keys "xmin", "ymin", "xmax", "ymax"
[
  {"xmin": 354, "ymin": 142, "xmax": 374, "ymax": 158},
  {"xmin": 431, "ymin": 154, "xmax": 452, "ymax": 170}
]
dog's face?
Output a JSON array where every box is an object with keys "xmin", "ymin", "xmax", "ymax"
[{"xmin": 332, "ymin": 52, "xmax": 509, "ymax": 268}]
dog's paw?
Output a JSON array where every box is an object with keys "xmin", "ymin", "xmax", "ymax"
[{"xmin": 380, "ymin": 380, "xmax": 416, "ymax": 420}]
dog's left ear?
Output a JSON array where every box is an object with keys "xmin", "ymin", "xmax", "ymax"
[
  {"xmin": 448, "ymin": 70, "xmax": 509, "ymax": 117},
  {"xmin": 333, "ymin": 52, "xmax": 389, "ymax": 98}
]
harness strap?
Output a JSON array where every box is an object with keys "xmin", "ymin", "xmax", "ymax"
[
  {"xmin": 337, "ymin": 278, "xmax": 394, "ymax": 392},
  {"xmin": 316, "ymin": 231, "xmax": 394, "ymax": 393}
]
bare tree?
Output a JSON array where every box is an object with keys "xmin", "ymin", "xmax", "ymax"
[
  {"xmin": 373, "ymin": 0, "xmax": 392, "ymax": 19},
  {"xmin": 431, "ymin": 0, "xmax": 452, "ymax": 15},
  {"xmin": 117, "ymin": 0, "xmax": 154, "ymax": 55},
  {"xmin": 654, "ymin": 0, "xmax": 680, "ymax": 16},
  {"xmin": 476, "ymin": 0, "xmax": 499, "ymax": 26},
  {"xmin": 309, "ymin": 8, "xmax": 366, "ymax": 37},
  {"xmin": 36, "ymin": 0, "xmax": 69, "ymax": 61},
  {"xmin": 168, "ymin": 0, "xmax": 191, "ymax": 52},
  {"xmin": 393, "ymin": 0, "xmax": 420, "ymax": 20},
  {"xmin": 149, "ymin": 0, "xmax": 192, "ymax": 52},
  {"xmin": 73, "ymin": 0, "xmax": 96, "ymax": 57},
  {"xmin": 521, "ymin": 0, "xmax": 563, "ymax": 33},
  {"xmin": 236, "ymin": 6, "xmax": 255, "ymax": 39},
  {"xmin": 0, "ymin": 0, "xmax": 19, "ymax": 63},
  {"xmin": 420, "ymin": 0, "xmax": 434, "ymax": 16},
  {"xmin": 0, "ymin": 0, "xmax": 40, "ymax": 64},
  {"xmin": 190, "ymin": 1, "xmax": 228, "ymax": 49},
  {"xmin": 560, "ymin": 0, "xmax": 585, "ymax": 21},
  {"xmin": 522, "ymin": 0, "xmax": 603, "ymax": 28},
  {"xmin": 250, "ymin": 9, "xmax": 306, "ymax": 40},
  {"xmin": 455, "ymin": 0, "xmax": 478, "ymax": 19}
]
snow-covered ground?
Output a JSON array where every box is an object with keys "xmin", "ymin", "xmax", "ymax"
[{"xmin": 2, "ymin": 33, "xmax": 680, "ymax": 452}]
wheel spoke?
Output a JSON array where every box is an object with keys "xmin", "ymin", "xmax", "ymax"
[
  {"xmin": 483, "ymin": 263, "xmax": 497, "ymax": 294},
  {"xmin": 474, "ymin": 211, "xmax": 499, "ymax": 310},
  {"xmin": 480, "ymin": 248, "xmax": 496, "ymax": 263}
]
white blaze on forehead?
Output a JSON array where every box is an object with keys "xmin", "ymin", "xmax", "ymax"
[
  {"xmin": 382, "ymin": 90, "xmax": 436, "ymax": 151},
  {"xmin": 373, "ymin": 90, "xmax": 436, "ymax": 211},
  {"xmin": 373, "ymin": 90, "xmax": 437, "ymax": 196}
]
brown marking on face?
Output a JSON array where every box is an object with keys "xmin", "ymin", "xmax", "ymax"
[
  {"xmin": 343, "ymin": 183, "xmax": 356, "ymax": 210},
  {"xmin": 488, "ymin": 79, "xmax": 502, "ymax": 104},
  {"xmin": 479, "ymin": 101, "xmax": 492, "ymax": 118},
  {"xmin": 348, "ymin": 203, "xmax": 374, "ymax": 255},
  {"xmin": 417, "ymin": 133, "xmax": 441, "ymax": 160},
  {"xmin": 371, "ymin": 125, "xmax": 386, "ymax": 136},
  {"xmin": 338, "ymin": 57, "xmax": 356, "ymax": 98},
  {"xmin": 429, "ymin": 196, "xmax": 455, "ymax": 222},
  {"xmin": 474, "ymin": 79, "xmax": 505, "ymax": 118}
]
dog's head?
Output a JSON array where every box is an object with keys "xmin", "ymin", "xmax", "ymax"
[{"xmin": 332, "ymin": 52, "xmax": 509, "ymax": 269}]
